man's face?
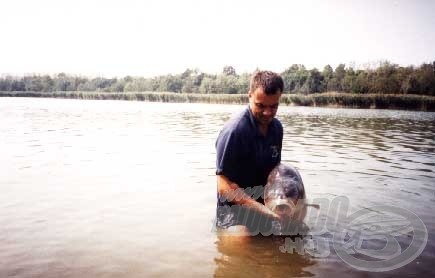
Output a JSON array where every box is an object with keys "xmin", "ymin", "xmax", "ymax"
[{"xmin": 249, "ymin": 87, "xmax": 281, "ymax": 127}]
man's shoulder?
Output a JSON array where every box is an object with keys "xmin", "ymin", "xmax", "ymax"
[
  {"xmin": 272, "ymin": 118, "xmax": 283, "ymax": 131},
  {"xmin": 220, "ymin": 108, "xmax": 253, "ymax": 136}
]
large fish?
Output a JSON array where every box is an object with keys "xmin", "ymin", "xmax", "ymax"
[{"xmin": 264, "ymin": 163, "xmax": 315, "ymax": 222}]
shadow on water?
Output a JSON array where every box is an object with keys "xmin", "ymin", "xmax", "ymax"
[{"xmin": 214, "ymin": 234, "xmax": 316, "ymax": 278}]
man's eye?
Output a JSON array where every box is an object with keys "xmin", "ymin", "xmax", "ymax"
[
  {"xmin": 256, "ymin": 103, "xmax": 265, "ymax": 109},
  {"xmin": 256, "ymin": 103, "xmax": 278, "ymax": 110}
]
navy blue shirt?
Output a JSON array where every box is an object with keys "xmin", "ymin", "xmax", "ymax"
[{"xmin": 215, "ymin": 106, "xmax": 283, "ymax": 228}]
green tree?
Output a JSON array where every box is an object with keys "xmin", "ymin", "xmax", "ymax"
[
  {"xmin": 415, "ymin": 63, "xmax": 435, "ymax": 95},
  {"xmin": 23, "ymin": 75, "xmax": 44, "ymax": 91},
  {"xmin": 372, "ymin": 61, "xmax": 400, "ymax": 94},
  {"xmin": 157, "ymin": 75, "xmax": 182, "ymax": 93},
  {"xmin": 281, "ymin": 64, "xmax": 309, "ymax": 93},
  {"xmin": 199, "ymin": 76, "xmax": 220, "ymax": 94},
  {"xmin": 236, "ymin": 73, "xmax": 250, "ymax": 94},
  {"xmin": 301, "ymin": 68, "xmax": 324, "ymax": 94},
  {"xmin": 217, "ymin": 74, "xmax": 238, "ymax": 94},
  {"xmin": 342, "ymin": 67, "xmax": 356, "ymax": 93},
  {"xmin": 328, "ymin": 64, "xmax": 346, "ymax": 91},
  {"xmin": 222, "ymin": 65, "xmax": 237, "ymax": 76},
  {"xmin": 321, "ymin": 65, "xmax": 333, "ymax": 92}
]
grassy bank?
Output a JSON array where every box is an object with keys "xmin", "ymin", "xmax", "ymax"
[{"xmin": 1, "ymin": 91, "xmax": 435, "ymax": 111}]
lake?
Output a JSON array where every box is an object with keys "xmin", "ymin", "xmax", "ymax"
[{"xmin": 0, "ymin": 97, "xmax": 434, "ymax": 277}]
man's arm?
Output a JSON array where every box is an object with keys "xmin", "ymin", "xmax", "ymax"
[{"xmin": 217, "ymin": 174, "xmax": 280, "ymax": 220}]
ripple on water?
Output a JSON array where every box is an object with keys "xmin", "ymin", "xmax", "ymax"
[{"xmin": 0, "ymin": 99, "xmax": 434, "ymax": 277}]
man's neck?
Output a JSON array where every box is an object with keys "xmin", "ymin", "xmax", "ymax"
[{"xmin": 258, "ymin": 124, "xmax": 268, "ymax": 136}]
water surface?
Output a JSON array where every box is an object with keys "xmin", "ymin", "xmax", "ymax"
[{"xmin": 0, "ymin": 97, "xmax": 434, "ymax": 277}]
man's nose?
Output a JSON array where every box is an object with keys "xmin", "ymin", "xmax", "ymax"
[{"xmin": 263, "ymin": 108, "xmax": 273, "ymax": 116}]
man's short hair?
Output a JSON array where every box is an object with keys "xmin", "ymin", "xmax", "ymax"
[{"xmin": 249, "ymin": 71, "xmax": 284, "ymax": 95}]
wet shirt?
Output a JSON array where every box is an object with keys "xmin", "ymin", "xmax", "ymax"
[{"xmin": 215, "ymin": 106, "xmax": 283, "ymax": 228}]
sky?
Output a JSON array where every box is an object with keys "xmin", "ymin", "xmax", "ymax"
[{"xmin": 1, "ymin": 0, "xmax": 434, "ymax": 77}]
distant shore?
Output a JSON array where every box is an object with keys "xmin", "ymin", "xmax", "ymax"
[{"xmin": 1, "ymin": 91, "xmax": 435, "ymax": 111}]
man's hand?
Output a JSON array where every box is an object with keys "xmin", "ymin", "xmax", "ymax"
[
  {"xmin": 254, "ymin": 202, "xmax": 281, "ymax": 221},
  {"xmin": 217, "ymin": 175, "xmax": 281, "ymax": 221}
]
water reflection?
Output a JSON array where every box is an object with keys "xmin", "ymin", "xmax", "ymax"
[{"xmin": 214, "ymin": 234, "xmax": 315, "ymax": 278}]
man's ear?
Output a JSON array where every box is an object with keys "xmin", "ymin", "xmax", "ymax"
[{"xmin": 248, "ymin": 90, "xmax": 252, "ymax": 98}]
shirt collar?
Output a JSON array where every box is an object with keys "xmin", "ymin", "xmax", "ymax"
[{"xmin": 245, "ymin": 105, "xmax": 258, "ymax": 130}]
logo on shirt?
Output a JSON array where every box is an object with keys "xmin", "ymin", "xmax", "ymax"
[{"xmin": 271, "ymin": 145, "xmax": 279, "ymax": 158}]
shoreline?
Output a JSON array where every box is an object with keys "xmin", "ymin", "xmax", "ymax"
[{"xmin": 1, "ymin": 91, "xmax": 435, "ymax": 112}]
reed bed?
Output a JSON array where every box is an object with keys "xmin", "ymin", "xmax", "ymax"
[{"xmin": 1, "ymin": 91, "xmax": 434, "ymax": 111}]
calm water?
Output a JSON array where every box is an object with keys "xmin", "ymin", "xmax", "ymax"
[{"xmin": 0, "ymin": 97, "xmax": 434, "ymax": 277}]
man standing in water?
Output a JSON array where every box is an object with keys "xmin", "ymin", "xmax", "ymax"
[{"xmin": 215, "ymin": 70, "xmax": 284, "ymax": 235}]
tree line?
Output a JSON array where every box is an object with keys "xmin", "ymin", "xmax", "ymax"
[{"xmin": 1, "ymin": 61, "xmax": 434, "ymax": 95}]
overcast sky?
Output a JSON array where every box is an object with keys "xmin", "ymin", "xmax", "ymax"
[{"xmin": 1, "ymin": 0, "xmax": 434, "ymax": 77}]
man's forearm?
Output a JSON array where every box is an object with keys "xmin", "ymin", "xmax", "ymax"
[{"xmin": 217, "ymin": 175, "xmax": 279, "ymax": 220}]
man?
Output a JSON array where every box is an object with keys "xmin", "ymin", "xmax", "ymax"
[{"xmin": 215, "ymin": 70, "xmax": 284, "ymax": 235}]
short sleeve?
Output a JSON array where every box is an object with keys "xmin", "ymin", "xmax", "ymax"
[{"xmin": 215, "ymin": 128, "xmax": 240, "ymax": 178}]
